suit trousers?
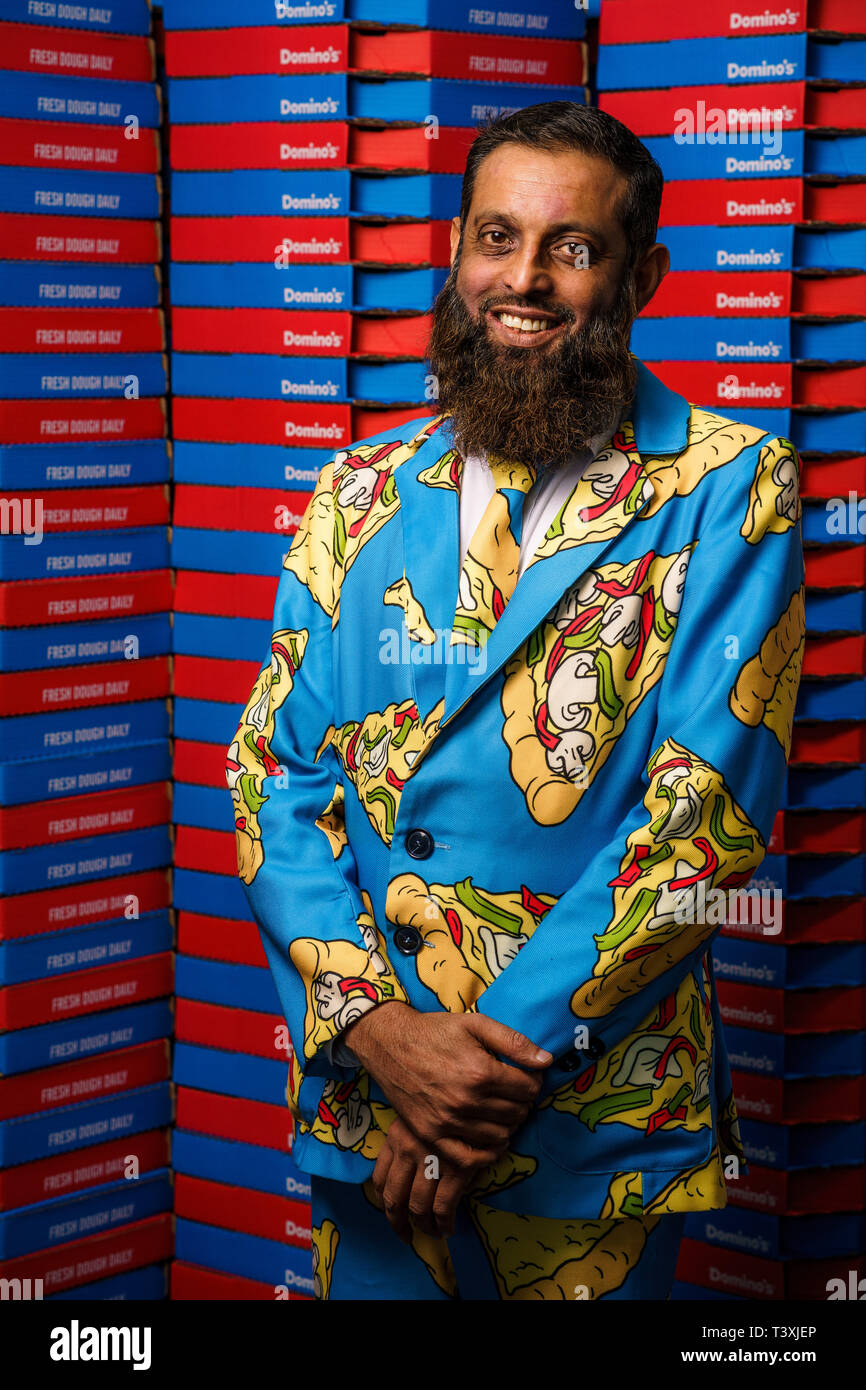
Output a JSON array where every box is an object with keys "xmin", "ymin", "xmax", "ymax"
[{"xmin": 310, "ymin": 1174, "xmax": 686, "ymax": 1301}]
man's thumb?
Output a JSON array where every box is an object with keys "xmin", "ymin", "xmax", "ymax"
[{"xmin": 468, "ymin": 1014, "xmax": 553, "ymax": 1066}]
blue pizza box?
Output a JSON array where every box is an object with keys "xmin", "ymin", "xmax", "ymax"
[
  {"xmin": 803, "ymin": 502, "xmax": 866, "ymax": 545},
  {"xmin": 0, "ymin": 911, "xmax": 173, "ymax": 987},
  {"xmin": 661, "ymin": 225, "xmax": 794, "ymax": 272},
  {"xmin": 173, "ymin": 1129, "xmax": 311, "ymax": 1202},
  {"xmin": 0, "ymin": 1079, "xmax": 172, "ymax": 1166},
  {"xmin": 795, "ymin": 229, "xmax": 866, "ymax": 272},
  {"xmin": 631, "ymin": 316, "xmax": 791, "ymax": 362},
  {"xmin": 0, "ymin": 440, "xmax": 170, "ymax": 491},
  {"xmin": 0, "ymin": 700, "xmax": 169, "ymax": 765},
  {"xmin": 645, "ymin": 131, "xmax": 804, "ymax": 183},
  {"xmin": 173, "ymin": 442, "xmax": 327, "ymax": 489},
  {"xmin": 0, "ymin": 999, "xmax": 173, "ymax": 1076},
  {"xmin": 795, "ymin": 321, "xmax": 866, "ymax": 361},
  {"xmin": 349, "ymin": 360, "xmax": 429, "ymax": 402},
  {"xmin": 171, "ymin": 527, "xmax": 292, "ymax": 578},
  {"xmin": 684, "ymin": 1207, "xmax": 866, "ymax": 1261},
  {"xmin": 747, "ymin": 852, "xmax": 866, "ymax": 899},
  {"xmin": 175, "ymin": 955, "xmax": 280, "ymax": 1015},
  {"xmin": 166, "ymin": 74, "xmax": 347, "ymax": 125},
  {"xmin": 0, "ymin": 824, "xmax": 171, "ymax": 896},
  {"xmin": 795, "ymin": 680, "xmax": 866, "ymax": 721},
  {"xmin": 173, "ymin": 613, "xmax": 272, "ymax": 663},
  {"xmin": 598, "ymin": 34, "xmax": 866, "ymax": 90},
  {"xmin": 347, "ymin": 75, "xmax": 585, "ymax": 127},
  {"xmin": 163, "ymin": 0, "xmax": 585, "ymax": 37},
  {"xmin": 0, "ymin": 741, "xmax": 172, "ymax": 808},
  {"xmin": 807, "ymin": 134, "xmax": 866, "ymax": 177},
  {"xmin": 174, "ymin": 698, "xmax": 241, "ymax": 749},
  {"xmin": 173, "ymin": 1042, "xmax": 286, "ymax": 1106},
  {"xmin": 0, "ymin": 526, "xmax": 169, "ymax": 582},
  {"xmin": 0, "ymin": 613, "xmax": 171, "ymax": 672},
  {"xmin": 352, "ymin": 171, "xmax": 461, "ymax": 220},
  {"xmin": 174, "ymin": 1216, "xmax": 313, "ymax": 1294},
  {"xmin": 0, "ymin": 1168, "xmax": 172, "ymax": 1259},
  {"xmin": 0, "ymin": 0, "xmax": 152, "ymax": 31},
  {"xmin": 0, "ymin": 261, "xmax": 160, "ymax": 309},
  {"xmin": 171, "ymin": 352, "xmax": 348, "ymax": 403},
  {"xmin": 670, "ymin": 1280, "xmax": 740, "ymax": 1300},
  {"xmin": 0, "ymin": 354, "xmax": 166, "ymax": 400},
  {"xmin": 0, "ymin": 72, "xmax": 160, "ymax": 127},
  {"xmin": 794, "ymin": 412, "xmax": 865, "ymax": 454},
  {"xmin": 173, "ymin": 867, "xmax": 252, "ymax": 923},
  {"xmin": 355, "ymin": 267, "xmax": 447, "ymax": 311},
  {"xmin": 0, "ymin": 168, "xmax": 160, "ymax": 220},
  {"xmin": 741, "ymin": 1118, "xmax": 866, "ymax": 1169},
  {"xmin": 173, "ymin": 783, "xmax": 233, "ymax": 834},
  {"xmin": 805, "ymin": 590, "xmax": 866, "ymax": 633},
  {"xmin": 714, "ymin": 937, "xmax": 866, "ymax": 991},
  {"xmin": 169, "ymin": 262, "xmax": 353, "ymax": 312},
  {"xmin": 49, "ymin": 1261, "xmax": 168, "ymax": 1299},
  {"xmin": 171, "ymin": 168, "xmax": 351, "ymax": 217},
  {"xmin": 786, "ymin": 768, "xmax": 866, "ymax": 811},
  {"xmin": 724, "ymin": 1025, "xmax": 866, "ymax": 1079}
]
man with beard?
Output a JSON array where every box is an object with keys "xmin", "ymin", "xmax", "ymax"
[{"xmin": 227, "ymin": 103, "xmax": 804, "ymax": 1300}]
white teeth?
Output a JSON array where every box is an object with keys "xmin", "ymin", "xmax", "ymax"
[{"xmin": 498, "ymin": 311, "xmax": 553, "ymax": 333}]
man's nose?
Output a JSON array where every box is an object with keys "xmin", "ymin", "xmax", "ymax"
[{"xmin": 502, "ymin": 243, "xmax": 553, "ymax": 299}]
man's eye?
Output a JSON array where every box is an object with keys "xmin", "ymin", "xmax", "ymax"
[
  {"xmin": 481, "ymin": 230, "xmax": 510, "ymax": 246},
  {"xmin": 558, "ymin": 241, "xmax": 592, "ymax": 261}
]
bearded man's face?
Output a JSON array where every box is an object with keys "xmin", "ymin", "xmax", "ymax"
[{"xmin": 428, "ymin": 144, "xmax": 653, "ymax": 472}]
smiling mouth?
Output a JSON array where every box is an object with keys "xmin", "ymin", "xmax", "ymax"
[{"xmin": 490, "ymin": 307, "xmax": 566, "ymax": 336}]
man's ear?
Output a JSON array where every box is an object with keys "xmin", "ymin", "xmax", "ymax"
[
  {"xmin": 449, "ymin": 216, "xmax": 462, "ymax": 267},
  {"xmin": 633, "ymin": 242, "xmax": 670, "ymax": 314}
]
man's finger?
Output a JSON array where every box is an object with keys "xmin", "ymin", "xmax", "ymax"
[
  {"xmin": 407, "ymin": 1159, "xmax": 440, "ymax": 1240},
  {"xmin": 371, "ymin": 1137, "xmax": 394, "ymax": 1203},
  {"xmin": 382, "ymin": 1150, "xmax": 416, "ymax": 1246},
  {"xmin": 433, "ymin": 1169, "xmax": 473, "ymax": 1240},
  {"xmin": 466, "ymin": 1014, "xmax": 553, "ymax": 1069}
]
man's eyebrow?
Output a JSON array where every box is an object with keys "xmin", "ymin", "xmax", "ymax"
[{"xmin": 469, "ymin": 210, "xmax": 608, "ymax": 244}]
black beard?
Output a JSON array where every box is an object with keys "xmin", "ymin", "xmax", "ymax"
[{"xmin": 427, "ymin": 270, "xmax": 638, "ymax": 472}]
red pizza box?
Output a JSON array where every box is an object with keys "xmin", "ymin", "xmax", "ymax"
[
  {"xmin": 0, "ymin": 1127, "xmax": 170, "ymax": 1213},
  {"xmin": 0, "ymin": 117, "xmax": 160, "ymax": 173},
  {"xmin": 173, "ymin": 655, "xmax": 260, "ymax": 707},
  {"xmin": 175, "ymin": 1172, "xmax": 311, "ymax": 1248},
  {"xmin": 802, "ymin": 637, "xmax": 866, "ymax": 681},
  {"xmin": 352, "ymin": 403, "xmax": 435, "ymax": 436},
  {"xmin": 804, "ymin": 547, "xmax": 866, "ymax": 589},
  {"xmin": 353, "ymin": 313, "xmax": 431, "ymax": 357},
  {"xmin": 729, "ymin": 1163, "xmax": 866, "ymax": 1217},
  {"xmin": 717, "ymin": 981, "xmax": 866, "ymax": 1033},
  {"xmin": 177, "ymin": 911, "xmax": 266, "ymax": 968},
  {"xmin": 173, "ymin": 740, "xmax": 225, "ymax": 791},
  {"xmin": 176, "ymin": 1085, "xmax": 292, "ymax": 1152},
  {"xmin": 169, "ymin": 216, "xmax": 349, "ymax": 264},
  {"xmin": 795, "ymin": 366, "xmax": 866, "ymax": 408},
  {"xmin": 791, "ymin": 722, "xmax": 866, "ymax": 767},
  {"xmin": 165, "ymin": 24, "xmax": 350, "ymax": 78},
  {"xmin": 0, "ymin": 398, "xmax": 166, "ymax": 445},
  {"xmin": 173, "ymin": 483, "xmax": 313, "ymax": 535},
  {"xmin": 177, "ymin": 998, "xmax": 285, "ymax": 1061},
  {"xmin": 349, "ymin": 124, "xmax": 477, "ymax": 174},
  {"xmin": 175, "ymin": 570, "xmax": 277, "ymax": 621},
  {"xmin": 675, "ymin": 1236, "xmax": 865, "ymax": 1300},
  {"xmin": 801, "ymin": 457, "xmax": 866, "ymax": 500},
  {"xmin": 175, "ymin": 825, "xmax": 235, "ymax": 877},
  {"xmin": 2, "ymin": 484, "xmax": 169, "ymax": 533},
  {"xmin": 2, "ymin": 22, "xmax": 156, "ymax": 82},
  {"xmin": 600, "ymin": 82, "xmax": 805, "ymax": 136},
  {"xmin": 0, "ymin": 212, "xmax": 161, "ymax": 263},
  {"xmin": 649, "ymin": 361, "xmax": 792, "ymax": 411},
  {"xmin": 1, "ymin": 1210, "xmax": 173, "ymax": 1295},
  {"xmin": 660, "ymin": 178, "xmax": 804, "ymax": 226},
  {"xmin": 646, "ymin": 271, "xmax": 792, "ymax": 318},
  {"xmin": 0, "ymin": 1039, "xmax": 170, "ymax": 1122},
  {"xmin": 0, "ymin": 866, "xmax": 170, "ymax": 941},
  {"xmin": 600, "ymin": 0, "xmax": 861, "ymax": 41},
  {"xmin": 171, "ymin": 1258, "xmax": 308, "ymax": 1299},
  {"xmin": 351, "ymin": 29, "xmax": 587, "ymax": 84},
  {"xmin": 353, "ymin": 219, "xmax": 450, "ymax": 266},
  {"xmin": 172, "ymin": 308, "xmax": 352, "ymax": 358},
  {"xmin": 0, "ymin": 950, "xmax": 174, "ymax": 1029},
  {"xmin": 169, "ymin": 121, "xmax": 348, "ymax": 172},
  {"xmin": 0, "ymin": 569, "xmax": 173, "ymax": 629},
  {"xmin": 794, "ymin": 275, "xmax": 866, "ymax": 317},
  {"xmin": 808, "ymin": 85, "xmax": 866, "ymax": 127},
  {"xmin": 0, "ymin": 781, "xmax": 171, "ymax": 853},
  {"xmin": 0, "ymin": 654, "xmax": 170, "ymax": 719},
  {"xmin": 733, "ymin": 1068, "xmax": 866, "ymax": 1124},
  {"xmin": 806, "ymin": 181, "xmax": 866, "ymax": 222},
  {"xmin": 172, "ymin": 397, "xmax": 352, "ymax": 449},
  {"xmin": 0, "ymin": 307, "xmax": 164, "ymax": 354}
]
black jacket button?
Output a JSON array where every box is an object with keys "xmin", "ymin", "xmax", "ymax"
[
  {"xmin": 558, "ymin": 1053, "xmax": 581, "ymax": 1072},
  {"xmin": 405, "ymin": 827, "xmax": 434, "ymax": 859},
  {"xmin": 394, "ymin": 925, "xmax": 422, "ymax": 955},
  {"xmin": 585, "ymin": 1038, "xmax": 606, "ymax": 1060}
]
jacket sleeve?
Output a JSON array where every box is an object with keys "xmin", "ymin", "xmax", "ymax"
[
  {"xmin": 226, "ymin": 459, "xmax": 410, "ymax": 1080},
  {"xmin": 475, "ymin": 435, "xmax": 805, "ymax": 1092}
]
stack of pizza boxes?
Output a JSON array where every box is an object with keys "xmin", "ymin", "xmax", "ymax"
[
  {"xmin": 161, "ymin": 0, "xmax": 592, "ymax": 1299},
  {"xmin": 598, "ymin": 0, "xmax": 866, "ymax": 1303},
  {"xmin": 0, "ymin": 0, "xmax": 173, "ymax": 1301}
]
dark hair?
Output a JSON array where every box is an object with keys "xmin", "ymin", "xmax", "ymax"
[{"xmin": 459, "ymin": 101, "xmax": 664, "ymax": 270}]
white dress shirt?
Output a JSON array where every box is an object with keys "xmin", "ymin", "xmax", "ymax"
[{"xmin": 458, "ymin": 429, "xmax": 615, "ymax": 581}]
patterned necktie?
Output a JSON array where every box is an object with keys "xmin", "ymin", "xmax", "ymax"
[{"xmin": 451, "ymin": 456, "xmax": 537, "ymax": 648}]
